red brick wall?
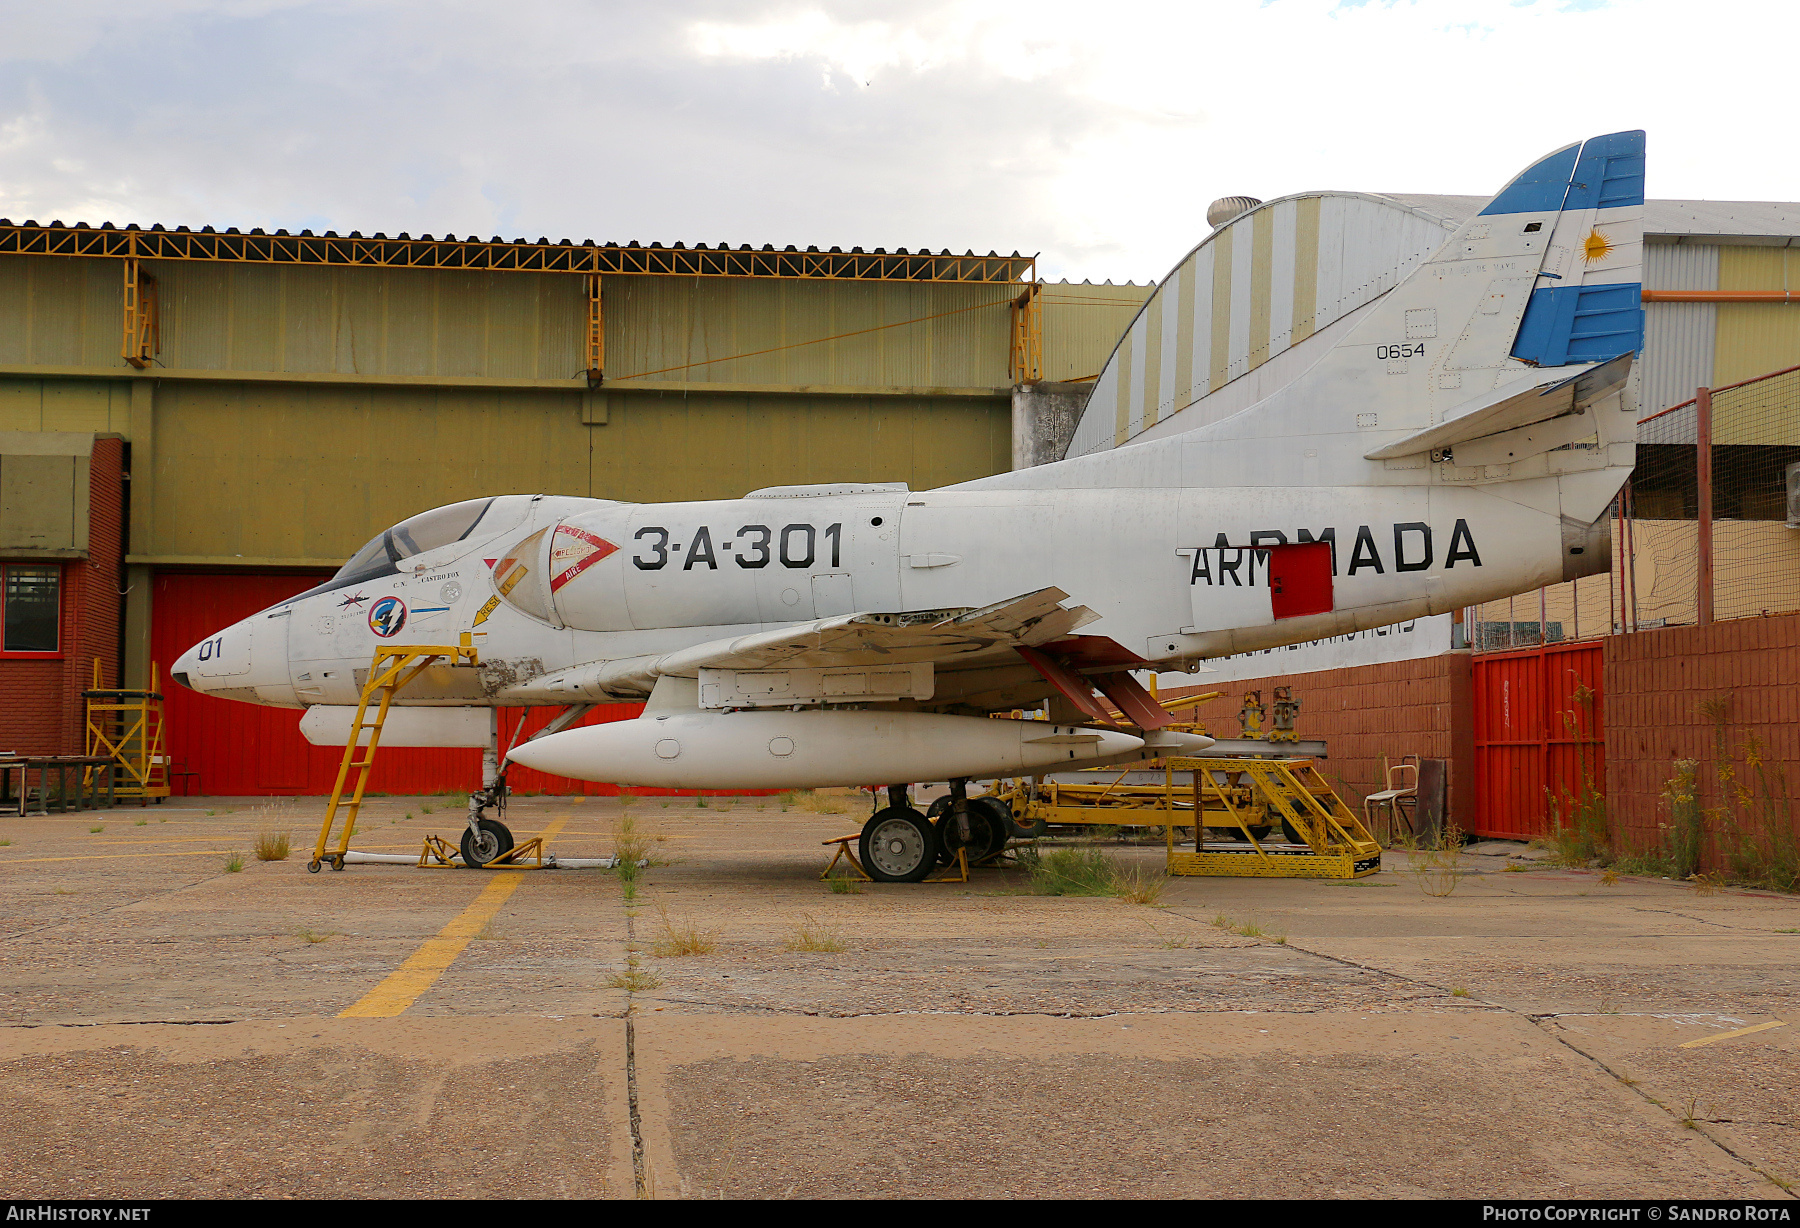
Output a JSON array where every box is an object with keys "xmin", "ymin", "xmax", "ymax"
[
  {"xmin": 1605, "ymin": 613, "xmax": 1800, "ymax": 856},
  {"xmin": 0, "ymin": 438, "xmax": 124, "ymax": 755},
  {"xmin": 1161, "ymin": 651, "xmax": 1475, "ymax": 825}
]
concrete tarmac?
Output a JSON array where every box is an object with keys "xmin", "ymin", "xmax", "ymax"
[{"xmin": 0, "ymin": 793, "xmax": 1794, "ymax": 1199}]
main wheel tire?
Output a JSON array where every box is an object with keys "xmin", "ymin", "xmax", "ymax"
[
  {"xmin": 934, "ymin": 804, "xmax": 1004, "ymax": 865},
  {"xmin": 1280, "ymin": 818, "xmax": 1307, "ymax": 846},
  {"xmin": 860, "ymin": 807, "xmax": 937, "ymax": 883},
  {"xmin": 969, "ymin": 797, "xmax": 1018, "ymax": 858},
  {"xmin": 461, "ymin": 818, "xmax": 515, "ymax": 868}
]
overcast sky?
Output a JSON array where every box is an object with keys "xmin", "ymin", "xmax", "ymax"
[{"xmin": 0, "ymin": 0, "xmax": 1788, "ymax": 284}]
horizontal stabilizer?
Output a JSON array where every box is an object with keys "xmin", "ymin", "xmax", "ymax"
[{"xmin": 1363, "ymin": 352, "xmax": 1632, "ymax": 461}]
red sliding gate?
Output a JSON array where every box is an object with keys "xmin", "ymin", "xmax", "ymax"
[{"xmin": 1470, "ymin": 641, "xmax": 1604, "ymax": 840}]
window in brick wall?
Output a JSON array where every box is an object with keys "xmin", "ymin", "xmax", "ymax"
[{"xmin": 2, "ymin": 565, "xmax": 61, "ymax": 656}]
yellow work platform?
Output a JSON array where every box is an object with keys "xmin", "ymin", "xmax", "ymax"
[{"xmin": 992, "ymin": 756, "xmax": 1381, "ymax": 880}]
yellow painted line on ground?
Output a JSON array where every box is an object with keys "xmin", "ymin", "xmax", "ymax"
[
  {"xmin": 1679, "ymin": 1020, "xmax": 1788, "ymax": 1049},
  {"xmin": 338, "ymin": 816, "xmax": 568, "ymax": 1019}
]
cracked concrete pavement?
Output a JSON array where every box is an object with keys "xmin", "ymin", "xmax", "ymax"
[{"xmin": 0, "ymin": 794, "xmax": 1794, "ymax": 1198}]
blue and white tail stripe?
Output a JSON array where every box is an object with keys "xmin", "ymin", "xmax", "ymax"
[{"xmin": 1492, "ymin": 130, "xmax": 1645, "ymax": 367}]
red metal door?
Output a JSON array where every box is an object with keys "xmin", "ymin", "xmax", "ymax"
[{"xmin": 1471, "ymin": 641, "xmax": 1604, "ymax": 840}]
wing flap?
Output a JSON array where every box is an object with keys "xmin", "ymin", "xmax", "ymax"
[{"xmin": 654, "ymin": 587, "xmax": 1100, "ymax": 676}]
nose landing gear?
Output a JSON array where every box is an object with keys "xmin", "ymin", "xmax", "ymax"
[{"xmin": 462, "ymin": 774, "xmax": 514, "ymax": 868}]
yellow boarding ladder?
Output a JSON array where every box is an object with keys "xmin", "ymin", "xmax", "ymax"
[{"xmin": 308, "ymin": 636, "xmax": 479, "ymax": 873}]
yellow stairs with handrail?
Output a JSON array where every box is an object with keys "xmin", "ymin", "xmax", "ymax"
[{"xmin": 308, "ymin": 636, "xmax": 479, "ymax": 873}]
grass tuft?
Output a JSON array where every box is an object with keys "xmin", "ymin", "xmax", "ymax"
[
  {"xmin": 253, "ymin": 829, "xmax": 291, "ymax": 861},
  {"xmin": 294, "ymin": 928, "xmax": 335, "ymax": 944},
  {"xmin": 1411, "ymin": 822, "xmax": 1467, "ymax": 897},
  {"xmin": 1017, "ymin": 845, "xmax": 1166, "ymax": 902},
  {"xmin": 1451, "ymin": 986, "xmax": 1471, "ymax": 998},
  {"xmin": 651, "ymin": 905, "xmax": 718, "ymax": 957},
  {"xmin": 781, "ymin": 789, "xmax": 853, "ymax": 816},
  {"xmin": 826, "ymin": 873, "xmax": 864, "ymax": 895},
  {"xmin": 784, "ymin": 913, "xmax": 846, "ymax": 953},
  {"xmin": 223, "ymin": 851, "xmax": 245, "ymax": 873},
  {"xmin": 605, "ymin": 954, "xmax": 662, "ymax": 992},
  {"xmin": 88, "ymin": 825, "xmax": 103, "ymax": 834}
]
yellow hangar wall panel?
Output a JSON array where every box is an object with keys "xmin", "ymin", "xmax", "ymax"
[
  {"xmin": 139, "ymin": 382, "xmax": 1009, "ymax": 561},
  {"xmin": 603, "ymin": 276, "xmax": 1013, "ymax": 390},
  {"xmin": 1715, "ymin": 248, "xmax": 1800, "ymax": 396},
  {"xmin": 0, "ymin": 255, "xmax": 130, "ymax": 369},
  {"xmin": 0, "ymin": 377, "xmax": 132, "ymax": 434},
  {"xmin": 153, "ymin": 263, "xmax": 586, "ymax": 380},
  {"xmin": 142, "ymin": 381, "xmax": 590, "ymax": 561},
  {"xmin": 593, "ymin": 389, "xmax": 1010, "ymax": 502},
  {"xmin": 1037, "ymin": 283, "xmax": 1153, "ymax": 383},
  {"xmin": 1064, "ymin": 193, "xmax": 1456, "ymax": 459}
]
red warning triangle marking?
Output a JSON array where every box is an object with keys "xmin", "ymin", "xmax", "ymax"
[
  {"xmin": 484, "ymin": 559, "xmax": 498, "ymax": 569},
  {"xmin": 549, "ymin": 525, "xmax": 620, "ymax": 592}
]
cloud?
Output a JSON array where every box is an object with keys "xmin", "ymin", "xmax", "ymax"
[{"xmin": 0, "ymin": 0, "xmax": 1787, "ymax": 283}]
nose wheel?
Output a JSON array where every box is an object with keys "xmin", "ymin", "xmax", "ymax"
[{"xmin": 461, "ymin": 818, "xmax": 515, "ymax": 868}]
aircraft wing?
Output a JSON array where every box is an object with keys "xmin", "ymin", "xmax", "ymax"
[
  {"xmin": 655, "ymin": 587, "xmax": 1099, "ymax": 675},
  {"xmin": 499, "ymin": 588, "xmax": 1101, "ymax": 703}
]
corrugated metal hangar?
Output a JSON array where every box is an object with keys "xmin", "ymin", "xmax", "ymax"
[{"xmin": 0, "ymin": 219, "xmax": 1146, "ymax": 791}]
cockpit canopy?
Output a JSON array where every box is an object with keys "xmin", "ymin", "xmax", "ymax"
[
  {"xmin": 331, "ymin": 499, "xmax": 499, "ymax": 588},
  {"xmin": 284, "ymin": 498, "xmax": 528, "ymax": 604}
]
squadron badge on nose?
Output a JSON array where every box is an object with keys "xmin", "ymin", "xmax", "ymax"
[{"xmin": 368, "ymin": 596, "xmax": 408, "ymax": 638}]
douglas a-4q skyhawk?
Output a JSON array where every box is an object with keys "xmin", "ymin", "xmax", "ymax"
[{"xmin": 177, "ymin": 132, "xmax": 1646, "ymax": 881}]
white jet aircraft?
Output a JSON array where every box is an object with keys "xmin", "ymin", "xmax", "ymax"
[{"xmin": 176, "ymin": 131, "xmax": 1645, "ymax": 880}]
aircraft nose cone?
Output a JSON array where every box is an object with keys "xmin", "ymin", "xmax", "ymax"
[{"xmin": 171, "ymin": 644, "xmax": 203, "ymax": 691}]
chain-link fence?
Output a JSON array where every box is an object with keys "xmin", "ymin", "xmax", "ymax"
[{"xmin": 1472, "ymin": 362, "xmax": 1800, "ymax": 651}]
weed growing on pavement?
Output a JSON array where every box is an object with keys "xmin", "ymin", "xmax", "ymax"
[
  {"xmin": 1678, "ymin": 1097, "xmax": 1700, "ymax": 1130},
  {"xmin": 53, "ymin": 886, "xmax": 73, "ymax": 894},
  {"xmin": 223, "ymin": 851, "xmax": 245, "ymax": 872},
  {"xmin": 826, "ymin": 873, "xmax": 863, "ymax": 895},
  {"xmin": 1451, "ymin": 987, "xmax": 1471, "ymax": 998},
  {"xmin": 0, "ymin": 840, "xmax": 10, "ymax": 847},
  {"xmin": 422, "ymin": 805, "xmax": 433, "ymax": 814},
  {"xmin": 612, "ymin": 813, "xmax": 650, "ymax": 898},
  {"xmin": 1778, "ymin": 928, "xmax": 1800, "ymax": 934},
  {"xmin": 134, "ymin": 819, "xmax": 146, "ymax": 826},
  {"xmin": 294, "ymin": 928, "xmax": 335, "ymax": 944},
  {"xmin": 1410, "ymin": 821, "xmax": 1467, "ymax": 897},
  {"xmin": 1690, "ymin": 872, "xmax": 1724, "ymax": 897},
  {"xmin": 651, "ymin": 906, "xmax": 718, "ymax": 957},
  {"xmin": 1111, "ymin": 865, "xmax": 1167, "ymax": 906},
  {"xmin": 474, "ymin": 919, "xmax": 505, "ymax": 941},
  {"xmin": 782, "ymin": 790, "xmax": 853, "ymax": 816},
  {"xmin": 88, "ymin": 826, "xmax": 103, "ymax": 834},
  {"xmin": 605, "ymin": 953, "xmax": 662, "ymax": 991},
  {"xmin": 696, "ymin": 795, "xmax": 708, "ymax": 808},
  {"xmin": 254, "ymin": 829, "xmax": 291, "ymax": 861},
  {"xmin": 784, "ymin": 914, "xmax": 846, "ymax": 953},
  {"xmin": 1599, "ymin": 868, "xmax": 1620, "ymax": 886},
  {"xmin": 1017, "ymin": 845, "xmax": 1164, "ymax": 901}
]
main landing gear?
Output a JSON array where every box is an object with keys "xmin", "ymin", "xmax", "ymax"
[
  {"xmin": 857, "ymin": 780, "xmax": 1014, "ymax": 882},
  {"xmin": 462, "ymin": 773, "xmax": 515, "ymax": 868}
]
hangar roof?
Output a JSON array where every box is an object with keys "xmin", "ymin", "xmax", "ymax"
[
  {"xmin": 1382, "ymin": 194, "xmax": 1800, "ymax": 247},
  {"xmin": 0, "ymin": 218, "xmax": 1036, "ymax": 282}
]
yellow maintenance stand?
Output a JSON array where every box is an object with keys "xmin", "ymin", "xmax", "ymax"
[
  {"xmin": 83, "ymin": 659, "xmax": 170, "ymax": 803},
  {"xmin": 992, "ymin": 755, "xmax": 1382, "ymax": 880}
]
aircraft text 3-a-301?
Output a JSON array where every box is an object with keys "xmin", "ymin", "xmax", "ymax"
[{"xmin": 631, "ymin": 522, "xmax": 844, "ymax": 571}]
